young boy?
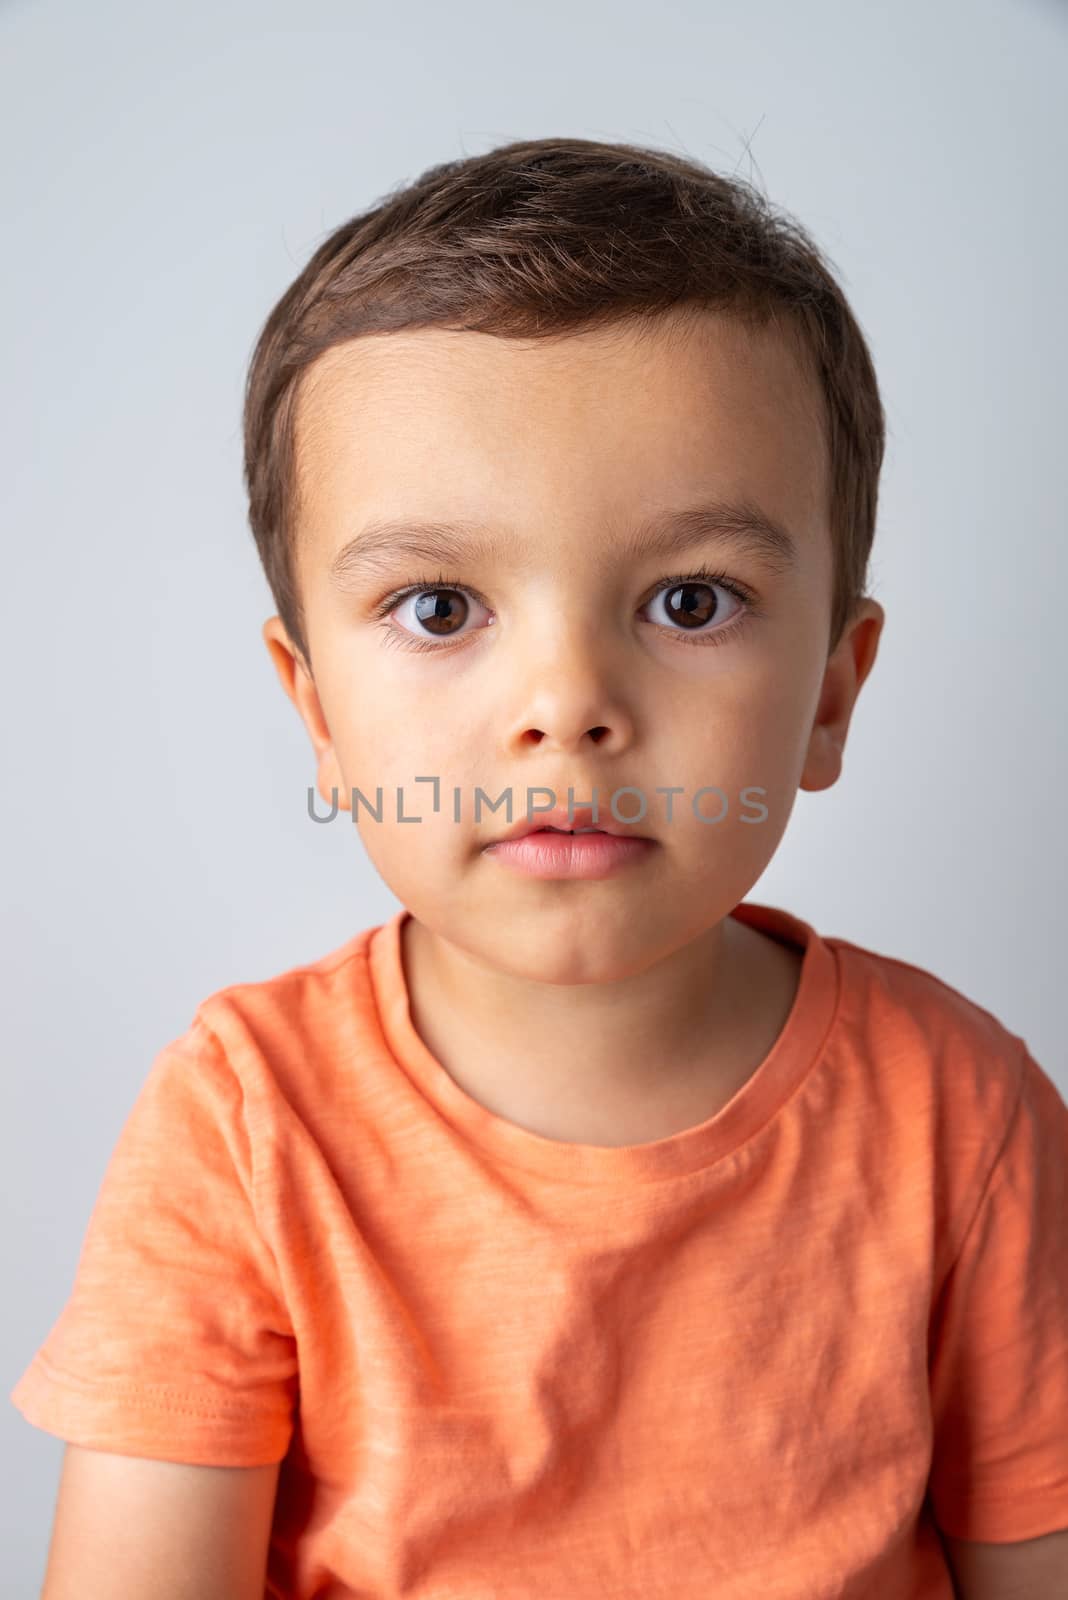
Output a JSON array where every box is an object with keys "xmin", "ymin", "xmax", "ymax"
[{"xmin": 13, "ymin": 139, "xmax": 1068, "ymax": 1600}]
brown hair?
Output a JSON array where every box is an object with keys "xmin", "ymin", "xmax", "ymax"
[{"xmin": 242, "ymin": 136, "xmax": 886, "ymax": 671}]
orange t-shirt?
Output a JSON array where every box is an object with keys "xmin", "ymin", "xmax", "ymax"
[{"xmin": 11, "ymin": 900, "xmax": 1068, "ymax": 1597}]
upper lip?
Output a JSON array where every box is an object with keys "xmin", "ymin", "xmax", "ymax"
[{"xmin": 487, "ymin": 805, "xmax": 652, "ymax": 845}]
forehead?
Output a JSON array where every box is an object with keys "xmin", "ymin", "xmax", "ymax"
[{"xmin": 293, "ymin": 309, "xmax": 830, "ymax": 569}]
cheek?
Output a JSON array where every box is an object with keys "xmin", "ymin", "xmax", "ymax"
[
  {"xmin": 354, "ymin": 805, "xmax": 476, "ymax": 921},
  {"xmin": 325, "ymin": 690, "xmax": 476, "ymax": 817},
  {"xmin": 682, "ymin": 658, "xmax": 812, "ymax": 764},
  {"xmin": 673, "ymin": 670, "xmax": 818, "ymax": 837}
]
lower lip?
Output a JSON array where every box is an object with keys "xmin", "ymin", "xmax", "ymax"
[{"xmin": 482, "ymin": 830, "xmax": 657, "ymax": 879}]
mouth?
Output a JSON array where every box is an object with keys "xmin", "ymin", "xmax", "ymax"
[
  {"xmin": 532, "ymin": 826, "xmax": 605, "ymax": 835},
  {"xmin": 486, "ymin": 805, "xmax": 652, "ymax": 847},
  {"xmin": 481, "ymin": 817, "xmax": 658, "ymax": 878}
]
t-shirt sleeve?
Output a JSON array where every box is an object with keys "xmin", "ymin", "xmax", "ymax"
[
  {"xmin": 9, "ymin": 1013, "xmax": 297, "ymax": 1466},
  {"xmin": 927, "ymin": 1045, "xmax": 1068, "ymax": 1542}
]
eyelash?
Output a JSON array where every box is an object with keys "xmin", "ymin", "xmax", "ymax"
[{"xmin": 370, "ymin": 564, "xmax": 761, "ymax": 655}]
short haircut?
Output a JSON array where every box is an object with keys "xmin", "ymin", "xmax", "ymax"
[{"xmin": 242, "ymin": 137, "xmax": 886, "ymax": 669}]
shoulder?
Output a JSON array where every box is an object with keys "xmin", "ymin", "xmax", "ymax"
[
  {"xmin": 147, "ymin": 923, "xmax": 386, "ymax": 1119},
  {"xmin": 824, "ymin": 927, "xmax": 1029, "ymax": 1097},
  {"xmin": 194, "ymin": 923, "xmax": 379, "ymax": 1044},
  {"xmin": 814, "ymin": 928, "xmax": 1036, "ymax": 1261}
]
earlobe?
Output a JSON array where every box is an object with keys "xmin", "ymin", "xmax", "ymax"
[{"xmin": 798, "ymin": 726, "xmax": 844, "ymax": 793}]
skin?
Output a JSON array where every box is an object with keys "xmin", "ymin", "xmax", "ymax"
[{"xmin": 263, "ymin": 307, "xmax": 884, "ymax": 1147}]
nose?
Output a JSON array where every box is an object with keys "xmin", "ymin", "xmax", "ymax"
[{"xmin": 500, "ymin": 622, "xmax": 637, "ymax": 755}]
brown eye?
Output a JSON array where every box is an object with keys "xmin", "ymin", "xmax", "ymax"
[
  {"xmin": 651, "ymin": 580, "xmax": 738, "ymax": 632},
  {"xmin": 409, "ymin": 588, "xmax": 471, "ymax": 637},
  {"xmin": 665, "ymin": 582, "xmax": 716, "ymax": 629}
]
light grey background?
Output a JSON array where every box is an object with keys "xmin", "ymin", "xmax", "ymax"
[{"xmin": 3, "ymin": 0, "xmax": 1066, "ymax": 1585}]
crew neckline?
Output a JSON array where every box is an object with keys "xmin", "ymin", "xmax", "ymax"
[{"xmin": 367, "ymin": 900, "xmax": 841, "ymax": 1185}]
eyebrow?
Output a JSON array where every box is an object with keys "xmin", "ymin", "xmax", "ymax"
[{"xmin": 327, "ymin": 497, "xmax": 800, "ymax": 590}]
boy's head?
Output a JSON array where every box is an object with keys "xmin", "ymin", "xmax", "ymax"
[{"xmin": 247, "ymin": 137, "xmax": 884, "ymax": 982}]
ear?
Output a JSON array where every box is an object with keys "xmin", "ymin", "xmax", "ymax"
[
  {"xmin": 261, "ymin": 617, "xmax": 350, "ymax": 812},
  {"xmin": 799, "ymin": 597, "xmax": 885, "ymax": 793}
]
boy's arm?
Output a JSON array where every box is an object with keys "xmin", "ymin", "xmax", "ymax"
[
  {"xmin": 940, "ymin": 1526, "xmax": 1068, "ymax": 1600},
  {"xmin": 39, "ymin": 1443, "xmax": 280, "ymax": 1600}
]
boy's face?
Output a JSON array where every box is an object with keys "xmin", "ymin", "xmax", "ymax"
[{"xmin": 265, "ymin": 309, "xmax": 882, "ymax": 983}]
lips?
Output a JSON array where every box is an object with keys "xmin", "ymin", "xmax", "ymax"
[{"xmin": 489, "ymin": 804, "xmax": 650, "ymax": 845}]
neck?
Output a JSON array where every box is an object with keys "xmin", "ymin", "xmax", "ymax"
[{"xmin": 400, "ymin": 911, "xmax": 800, "ymax": 1146}]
